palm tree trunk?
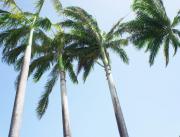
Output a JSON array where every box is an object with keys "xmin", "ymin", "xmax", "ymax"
[
  {"xmin": 60, "ymin": 71, "xmax": 72, "ymax": 137},
  {"xmin": 100, "ymin": 47, "xmax": 129, "ymax": 137},
  {"xmin": 8, "ymin": 27, "xmax": 34, "ymax": 137}
]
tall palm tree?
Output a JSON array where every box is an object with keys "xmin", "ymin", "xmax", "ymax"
[
  {"xmin": 0, "ymin": 0, "xmax": 60, "ymax": 136},
  {"xmin": 125, "ymin": 0, "xmax": 180, "ymax": 66},
  {"xmin": 28, "ymin": 30, "xmax": 78, "ymax": 137},
  {"xmin": 61, "ymin": 7, "xmax": 129, "ymax": 137},
  {"xmin": 1, "ymin": 15, "xmax": 77, "ymax": 136}
]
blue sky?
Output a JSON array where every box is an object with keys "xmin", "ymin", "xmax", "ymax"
[{"xmin": 0, "ymin": 0, "xmax": 180, "ymax": 137}]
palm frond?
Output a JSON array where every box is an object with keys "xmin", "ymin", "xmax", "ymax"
[
  {"xmin": 77, "ymin": 58, "xmax": 95, "ymax": 82},
  {"xmin": 35, "ymin": 17, "xmax": 52, "ymax": 31},
  {"xmin": 29, "ymin": 54, "xmax": 54, "ymax": 81},
  {"xmin": 106, "ymin": 18, "xmax": 124, "ymax": 40},
  {"xmin": 35, "ymin": 0, "xmax": 45, "ymax": 14},
  {"xmin": 13, "ymin": 56, "xmax": 24, "ymax": 71},
  {"xmin": 173, "ymin": 29, "xmax": 180, "ymax": 38},
  {"xmin": 163, "ymin": 37, "xmax": 170, "ymax": 66},
  {"xmin": 0, "ymin": 10, "xmax": 27, "ymax": 29},
  {"xmin": 63, "ymin": 6, "xmax": 101, "ymax": 40},
  {"xmin": 170, "ymin": 33, "xmax": 180, "ymax": 56},
  {"xmin": 51, "ymin": 0, "xmax": 62, "ymax": 14},
  {"xmin": 0, "ymin": 26, "xmax": 30, "ymax": 51},
  {"xmin": 171, "ymin": 10, "xmax": 180, "ymax": 27},
  {"xmin": 149, "ymin": 38, "xmax": 163, "ymax": 66},
  {"xmin": 64, "ymin": 57, "xmax": 78, "ymax": 84},
  {"xmin": 36, "ymin": 65, "xmax": 59, "ymax": 119},
  {"xmin": 108, "ymin": 45, "xmax": 129, "ymax": 64},
  {"xmin": 2, "ymin": 44, "xmax": 25, "ymax": 65},
  {"xmin": 0, "ymin": 0, "xmax": 22, "ymax": 13},
  {"xmin": 132, "ymin": 0, "xmax": 169, "ymax": 24}
]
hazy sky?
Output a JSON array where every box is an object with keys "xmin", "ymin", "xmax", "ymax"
[{"xmin": 1, "ymin": 0, "xmax": 180, "ymax": 137}]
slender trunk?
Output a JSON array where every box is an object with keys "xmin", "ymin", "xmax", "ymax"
[
  {"xmin": 100, "ymin": 47, "xmax": 129, "ymax": 137},
  {"xmin": 8, "ymin": 27, "xmax": 34, "ymax": 137},
  {"xmin": 60, "ymin": 71, "xmax": 72, "ymax": 137}
]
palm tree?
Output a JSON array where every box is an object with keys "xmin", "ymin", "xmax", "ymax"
[
  {"xmin": 61, "ymin": 7, "xmax": 129, "ymax": 137},
  {"xmin": 28, "ymin": 30, "xmax": 78, "ymax": 137},
  {"xmin": 0, "ymin": 0, "xmax": 60, "ymax": 136},
  {"xmin": 125, "ymin": 0, "xmax": 180, "ymax": 66}
]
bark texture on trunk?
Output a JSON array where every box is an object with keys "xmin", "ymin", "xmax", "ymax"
[
  {"xmin": 60, "ymin": 71, "xmax": 72, "ymax": 137},
  {"xmin": 8, "ymin": 28, "xmax": 34, "ymax": 137},
  {"xmin": 100, "ymin": 47, "xmax": 129, "ymax": 137}
]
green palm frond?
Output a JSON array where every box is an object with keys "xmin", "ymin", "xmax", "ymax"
[
  {"xmin": 170, "ymin": 33, "xmax": 180, "ymax": 56},
  {"xmin": 67, "ymin": 64, "xmax": 78, "ymax": 83},
  {"xmin": 14, "ymin": 55, "xmax": 24, "ymax": 71},
  {"xmin": 173, "ymin": 29, "xmax": 180, "ymax": 38},
  {"xmin": 36, "ymin": 64, "xmax": 59, "ymax": 119},
  {"xmin": 62, "ymin": 24, "xmax": 99, "ymax": 46},
  {"xmin": 2, "ymin": 44, "xmax": 26, "ymax": 65},
  {"xmin": 149, "ymin": 38, "xmax": 163, "ymax": 66},
  {"xmin": 106, "ymin": 39, "xmax": 128, "ymax": 47},
  {"xmin": 33, "ymin": 62, "xmax": 51, "ymax": 82},
  {"xmin": 70, "ymin": 46, "xmax": 98, "ymax": 79},
  {"xmin": 35, "ymin": 17, "xmax": 52, "ymax": 31},
  {"xmin": 0, "ymin": 27, "xmax": 30, "ymax": 51},
  {"xmin": 0, "ymin": 10, "xmax": 28, "ymax": 29},
  {"xmin": 0, "ymin": 0, "xmax": 22, "ymax": 13},
  {"xmin": 163, "ymin": 37, "xmax": 170, "ymax": 66},
  {"xmin": 83, "ymin": 59, "xmax": 95, "ymax": 81},
  {"xmin": 33, "ymin": 29, "xmax": 52, "ymax": 48},
  {"xmin": 106, "ymin": 18, "xmax": 125, "ymax": 40},
  {"xmin": 76, "ymin": 56, "xmax": 95, "ymax": 81},
  {"xmin": 133, "ymin": 0, "xmax": 169, "ymax": 23},
  {"xmin": 35, "ymin": 0, "xmax": 45, "ymax": 14},
  {"xmin": 35, "ymin": 0, "xmax": 63, "ymax": 15},
  {"xmin": 0, "ymin": 0, "xmax": 16, "ymax": 7},
  {"xmin": 61, "ymin": 19, "xmax": 86, "ymax": 31},
  {"xmin": 0, "ymin": 0, "xmax": 14, "ymax": 5},
  {"xmin": 108, "ymin": 45, "xmax": 129, "ymax": 64},
  {"xmin": 172, "ymin": 10, "xmax": 180, "ymax": 27},
  {"xmin": 63, "ymin": 6, "xmax": 101, "ymax": 40},
  {"xmin": 51, "ymin": 0, "xmax": 62, "ymax": 14},
  {"xmin": 29, "ymin": 54, "xmax": 54, "ymax": 81},
  {"xmin": 64, "ymin": 57, "xmax": 78, "ymax": 84},
  {"xmin": 1, "ymin": 29, "xmax": 45, "ymax": 71}
]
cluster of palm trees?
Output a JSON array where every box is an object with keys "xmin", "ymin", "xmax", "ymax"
[{"xmin": 0, "ymin": 0, "xmax": 179, "ymax": 137}]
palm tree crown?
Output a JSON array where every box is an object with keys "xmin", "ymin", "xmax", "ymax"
[
  {"xmin": 29, "ymin": 30, "xmax": 78, "ymax": 118},
  {"xmin": 0, "ymin": 3, "xmax": 52, "ymax": 70},
  {"xmin": 125, "ymin": 0, "xmax": 180, "ymax": 66},
  {"xmin": 61, "ymin": 7, "xmax": 129, "ymax": 80}
]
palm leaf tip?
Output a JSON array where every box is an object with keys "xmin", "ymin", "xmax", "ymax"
[
  {"xmin": 163, "ymin": 38, "xmax": 169, "ymax": 67},
  {"xmin": 65, "ymin": 62, "xmax": 78, "ymax": 84},
  {"xmin": 83, "ymin": 61, "xmax": 95, "ymax": 82},
  {"xmin": 35, "ymin": 0, "xmax": 45, "ymax": 14},
  {"xmin": 109, "ymin": 46, "xmax": 129, "ymax": 64},
  {"xmin": 107, "ymin": 17, "xmax": 125, "ymax": 37},
  {"xmin": 36, "ymin": 94, "xmax": 49, "ymax": 119},
  {"xmin": 69, "ymin": 71, "xmax": 78, "ymax": 84},
  {"xmin": 36, "ymin": 74, "xmax": 57, "ymax": 119},
  {"xmin": 52, "ymin": 0, "xmax": 62, "ymax": 14}
]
